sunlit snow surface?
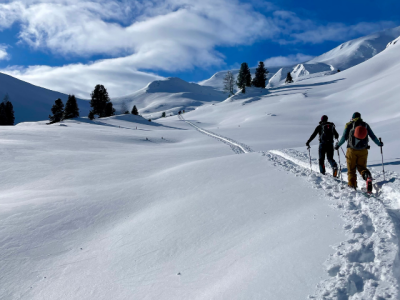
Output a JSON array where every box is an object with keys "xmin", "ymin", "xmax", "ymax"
[{"xmin": 1, "ymin": 35, "xmax": 400, "ymax": 299}]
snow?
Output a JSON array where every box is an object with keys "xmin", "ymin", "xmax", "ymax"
[
  {"xmin": 111, "ymin": 77, "xmax": 227, "ymax": 119},
  {"xmin": 199, "ymin": 66, "xmax": 283, "ymax": 91},
  {"xmin": 201, "ymin": 26, "xmax": 400, "ymax": 90},
  {"xmin": 0, "ymin": 72, "xmax": 90, "ymax": 124},
  {"xmin": 308, "ymin": 26, "xmax": 400, "ymax": 71},
  {"xmin": 2, "ymin": 26, "xmax": 400, "ymax": 300}
]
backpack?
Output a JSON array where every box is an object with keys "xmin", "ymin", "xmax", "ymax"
[
  {"xmin": 348, "ymin": 121, "xmax": 369, "ymax": 150},
  {"xmin": 320, "ymin": 123, "xmax": 335, "ymax": 143}
]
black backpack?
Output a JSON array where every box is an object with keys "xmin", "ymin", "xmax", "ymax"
[{"xmin": 320, "ymin": 123, "xmax": 335, "ymax": 143}]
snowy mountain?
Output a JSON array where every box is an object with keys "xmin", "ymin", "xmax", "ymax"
[
  {"xmin": 0, "ymin": 72, "xmax": 90, "ymax": 124},
  {"xmin": 112, "ymin": 77, "xmax": 227, "ymax": 119},
  {"xmin": 2, "ymin": 24, "xmax": 400, "ymax": 300},
  {"xmin": 307, "ymin": 26, "xmax": 400, "ymax": 70},
  {"xmin": 201, "ymin": 26, "xmax": 400, "ymax": 89}
]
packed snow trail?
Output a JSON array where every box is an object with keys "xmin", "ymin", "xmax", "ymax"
[
  {"xmin": 180, "ymin": 117, "xmax": 400, "ymax": 299},
  {"xmin": 178, "ymin": 115, "xmax": 253, "ymax": 154},
  {"xmin": 267, "ymin": 149, "xmax": 400, "ymax": 299}
]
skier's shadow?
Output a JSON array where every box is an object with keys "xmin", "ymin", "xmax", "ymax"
[{"xmin": 374, "ymin": 178, "xmax": 396, "ymax": 189}]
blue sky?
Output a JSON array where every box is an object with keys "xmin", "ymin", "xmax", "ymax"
[{"xmin": 0, "ymin": 0, "xmax": 399, "ymax": 98}]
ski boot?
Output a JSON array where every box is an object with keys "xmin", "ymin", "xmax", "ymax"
[
  {"xmin": 362, "ymin": 170, "xmax": 373, "ymax": 194},
  {"xmin": 319, "ymin": 163, "xmax": 326, "ymax": 175},
  {"xmin": 333, "ymin": 167, "xmax": 338, "ymax": 178}
]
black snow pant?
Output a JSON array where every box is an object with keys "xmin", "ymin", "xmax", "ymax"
[{"xmin": 318, "ymin": 142, "xmax": 338, "ymax": 174}]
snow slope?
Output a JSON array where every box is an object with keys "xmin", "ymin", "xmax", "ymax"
[
  {"xmin": 198, "ymin": 66, "xmax": 283, "ymax": 91},
  {"xmin": 0, "ymin": 116, "xmax": 346, "ymax": 300},
  {"xmin": 201, "ymin": 26, "xmax": 400, "ymax": 90},
  {"xmin": 307, "ymin": 26, "xmax": 400, "ymax": 70},
  {"xmin": 0, "ymin": 72, "xmax": 90, "ymax": 124},
  {"xmin": 112, "ymin": 77, "xmax": 227, "ymax": 119}
]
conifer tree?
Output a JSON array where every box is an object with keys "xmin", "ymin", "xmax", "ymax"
[
  {"xmin": 285, "ymin": 72, "xmax": 293, "ymax": 84},
  {"xmin": 88, "ymin": 111, "xmax": 95, "ymax": 120},
  {"xmin": 236, "ymin": 62, "xmax": 252, "ymax": 92},
  {"xmin": 131, "ymin": 105, "xmax": 139, "ymax": 115},
  {"xmin": 64, "ymin": 95, "xmax": 79, "ymax": 119},
  {"xmin": 252, "ymin": 62, "xmax": 269, "ymax": 88},
  {"xmin": 104, "ymin": 102, "xmax": 116, "ymax": 117},
  {"xmin": 223, "ymin": 71, "xmax": 235, "ymax": 96},
  {"xmin": 89, "ymin": 84, "xmax": 115, "ymax": 118},
  {"xmin": 161, "ymin": 112, "xmax": 166, "ymax": 118},
  {"xmin": 0, "ymin": 94, "xmax": 15, "ymax": 125},
  {"xmin": 49, "ymin": 98, "xmax": 64, "ymax": 123}
]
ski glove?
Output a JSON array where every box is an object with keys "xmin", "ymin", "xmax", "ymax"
[
  {"xmin": 306, "ymin": 142, "xmax": 310, "ymax": 148},
  {"xmin": 334, "ymin": 143, "xmax": 340, "ymax": 150},
  {"xmin": 379, "ymin": 141, "xmax": 384, "ymax": 147}
]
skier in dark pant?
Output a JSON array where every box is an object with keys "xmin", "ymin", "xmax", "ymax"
[{"xmin": 306, "ymin": 115, "xmax": 339, "ymax": 176}]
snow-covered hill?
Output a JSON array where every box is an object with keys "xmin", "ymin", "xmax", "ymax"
[
  {"xmin": 112, "ymin": 77, "xmax": 227, "ymax": 119},
  {"xmin": 201, "ymin": 26, "xmax": 400, "ymax": 90},
  {"xmin": 307, "ymin": 26, "xmax": 400, "ymax": 70},
  {"xmin": 0, "ymin": 72, "xmax": 90, "ymax": 124},
  {"xmin": 199, "ymin": 66, "xmax": 284, "ymax": 91}
]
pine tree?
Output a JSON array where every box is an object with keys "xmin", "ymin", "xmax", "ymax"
[
  {"xmin": 89, "ymin": 84, "xmax": 114, "ymax": 118},
  {"xmin": 131, "ymin": 105, "xmax": 139, "ymax": 115},
  {"xmin": 236, "ymin": 62, "xmax": 252, "ymax": 92},
  {"xmin": 64, "ymin": 95, "xmax": 79, "ymax": 119},
  {"xmin": 49, "ymin": 98, "xmax": 64, "ymax": 123},
  {"xmin": 88, "ymin": 111, "xmax": 95, "ymax": 120},
  {"xmin": 285, "ymin": 72, "xmax": 293, "ymax": 84},
  {"xmin": 104, "ymin": 102, "xmax": 115, "ymax": 117},
  {"xmin": 0, "ymin": 94, "xmax": 15, "ymax": 125},
  {"xmin": 223, "ymin": 71, "xmax": 235, "ymax": 96},
  {"xmin": 252, "ymin": 62, "xmax": 269, "ymax": 88},
  {"xmin": 161, "ymin": 112, "xmax": 166, "ymax": 118}
]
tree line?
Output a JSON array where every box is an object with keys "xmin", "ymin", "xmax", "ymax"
[
  {"xmin": 0, "ymin": 94, "xmax": 15, "ymax": 125},
  {"xmin": 49, "ymin": 84, "xmax": 141, "ymax": 124},
  {"xmin": 224, "ymin": 61, "xmax": 295, "ymax": 95}
]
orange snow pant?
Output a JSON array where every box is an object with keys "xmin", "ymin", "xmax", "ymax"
[{"xmin": 346, "ymin": 148, "xmax": 369, "ymax": 188}]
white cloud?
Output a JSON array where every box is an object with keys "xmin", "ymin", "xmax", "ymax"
[
  {"xmin": 264, "ymin": 54, "xmax": 314, "ymax": 67},
  {"xmin": 3, "ymin": 58, "xmax": 164, "ymax": 99},
  {"xmin": 0, "ymin": 45, "xmax": 10, "ymax": 60},
  {"xmin": 0, "ymin": 1, "xmax": 397, "ymax": 98}
]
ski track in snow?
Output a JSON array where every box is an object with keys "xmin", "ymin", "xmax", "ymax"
[
  {"xmin": 178, "ymin": 115, "xmax": 253, "ymax": 154},
  {"xmin": 182, "ymin": 117, "xmax": 400, "ymax": 299}
]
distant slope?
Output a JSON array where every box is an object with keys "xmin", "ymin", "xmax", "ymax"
[
  {"xmin": 307, "ymin": 26, "xmax": 400, "ymax": 70},
  {"xmin": 200, "ymin": 26, "xmax": 400, "ymax": 90},
  {"xmin": 112, "ymin": 77, "xmax": 227, "ymax": 118},
  {"xmin": 0, "ymin": 72, "xmax": 90, "ymax": 124},
  {"xmin": 199, "ymin": 67, "xmax": 283, "ymax": 91}
]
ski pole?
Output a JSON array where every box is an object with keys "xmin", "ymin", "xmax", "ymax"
[
  {"xmin": 307, "ymin": 146, "xmax": 312, "ymax": 174},
  {"xmin": 336, "ymin": 140, "xmax": 343, "ymax": 185},
  {"xmin": 379, "ymin": 137, "xmax": 385, "ymax": 181}
]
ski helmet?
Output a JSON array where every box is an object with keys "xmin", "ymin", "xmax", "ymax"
[
  {"xmin": 354, "ymin": 126, "xmax": 368, "ymax": 139},
  {"xmin": 352, "ymin": 112, "xmax": 361, "ymax": 119},
  {"xmin": 321, "ymin": 115, "xmax": 328, "ymax": 122}
]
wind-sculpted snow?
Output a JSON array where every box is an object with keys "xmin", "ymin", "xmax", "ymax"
[
  {"xmin": 267, "ymin": 149, "xmax": 400, "ymax": 299},
  {"xmin": 178, "ymin": 115, "xmax": 253, "ymax": 154}
]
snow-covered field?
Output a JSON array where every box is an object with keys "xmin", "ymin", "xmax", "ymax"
[{"xmin": 1, "ymin": 30, "xmax": 400, "ymax": 299}]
